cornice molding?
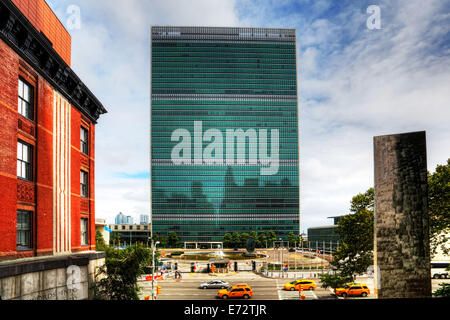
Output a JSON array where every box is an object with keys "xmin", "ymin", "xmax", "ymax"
[{"xmin": 0, "ymin": 0, "xmax": 107, "ymax": 123}]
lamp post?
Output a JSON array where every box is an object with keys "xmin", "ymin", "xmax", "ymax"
[{"xmin": 152, "ymin": 240, "xmax": 160, "ymax": 300}]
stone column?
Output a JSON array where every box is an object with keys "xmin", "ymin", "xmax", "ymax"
[{"xmin": 373, "ymin": 131, "xmax": 431, "ymax": 298}]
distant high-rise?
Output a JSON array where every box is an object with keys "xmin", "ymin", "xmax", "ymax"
[
  {"xmin": 126, "ymin": 216, "xmax": 133, "ymax": 225},
  {"xmin": 140, "ymin": 214, "xmax": 150, "ymax": 225},
  {"xmin": 151, "ymin": 26, "xmax": 300, "ymax": 242},
  {"xmin": 114, "ymin": 212, "xmax": 133, "ymax": 225},
  {"xmin": 114, "ymin": 212, "xmax": 124, "ymax": 224}
]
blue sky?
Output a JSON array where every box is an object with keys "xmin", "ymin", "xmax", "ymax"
[{"xmin": 46, "ymin": 0, "xmax": 450, "ymax": 232}]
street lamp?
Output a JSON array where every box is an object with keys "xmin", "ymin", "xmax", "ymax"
[{"xmin": 152, "ymin": 240, "xmax": 160, "ymax": 300}]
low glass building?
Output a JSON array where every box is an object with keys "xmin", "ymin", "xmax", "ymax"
[{"xmin": 151, "ymin": 27, "xmax": 299, "ymax": 242}]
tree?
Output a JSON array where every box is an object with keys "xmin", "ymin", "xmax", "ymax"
[
  {"xmin": 249, "ymin": 231, "xmax": 259, "ymax": 247},
  {"xmin": 287, "ymin": 232, "xmax": 298, "ymax": 247},
  {"xmin": 231, "ymin": 232, "xmax": 241, "ymax": 249},
  {"xmin": 158, "ymin": 235, "xmax": 168, "ymax": 248},
  {"xmin": 95, "ymin": 243, "xmax": 153, "ymax": 300},
  {"xmin": 267, "ymin": 231, "xmax": 277, "ymax": 247},
  {"xmin": 168, "ymin": 232, "xmax": 180, "ymax": 248},
  {"xmin": 240, "ymin": 233, "xmax": 249, "ymax": 248},
  {"xmin": 110, "ymin": 232, "xmax": 121, "ymax": 247},
  {"xmin": 246, "ymin": 238, "xmax": 256, "ymax": 254},
  {"xmin": 318, "ymin": 273, "xmax": 353, "ymax": 290},
  {"xmin": 350, "ymin": 188, "xmax": 374, "ymax": 214},
  {"xmin": 332, "ymin": 188, "xmax": 374, "ymax": 279},
  {"xmin": 429, "ymin": 159, "xmax": 450, "ymax": 256},
  {"xmin": 258, "ymin": 231, "xmax": 268, "ymax": 248},
  {"xmin": 96, "ymin": 230, "xmax": 108, "ymax": 251},
  {"xmin": 151, "ymin": 234, "xmax": 168, "ymax": 248},
  {"xmin": 223, "ymin": 233, "xmax": 233, "ymax": 248}
]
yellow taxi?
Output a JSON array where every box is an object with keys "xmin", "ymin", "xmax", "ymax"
[
  {"xmin": 334, "ymin": 283, "xmax": 370, "ymax": 298},
  {"xmin": 217, "ymin": 284, "xmax": 253, "ymax": 299},
  {"xmin": 283, "ymin": 279, "xmax": 316, "ymax": 291}
]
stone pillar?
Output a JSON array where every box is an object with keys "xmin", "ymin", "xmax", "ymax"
[{"xmin": 373, "ymin": 131, "xmax": 431, "ymax": 298}]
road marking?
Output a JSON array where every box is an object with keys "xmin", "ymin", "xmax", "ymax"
[{"xmin": 276, "ymin": 279, "xmax": 282, "ymax": 300}]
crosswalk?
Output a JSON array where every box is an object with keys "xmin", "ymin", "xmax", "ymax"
[{"xmin": 275, "ymin": 279, "xmax": 318, "ymax": 300}]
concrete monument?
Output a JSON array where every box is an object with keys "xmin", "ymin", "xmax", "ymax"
[{"xmin": 373, "ymin": 131, "xmax": 431, "ymax": 298}]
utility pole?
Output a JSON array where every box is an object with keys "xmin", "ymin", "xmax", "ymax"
[
  {"xmin": 152, "ymin": 240, "xmax": 160, "ymax": 300},
  {"xmin": 294, "ymin": 241, "xmax": 297, "ymax": 272}
]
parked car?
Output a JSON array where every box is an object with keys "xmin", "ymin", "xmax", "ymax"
[
  {"xmin": 334, "ymin": 283, "xmax": 370, "ymax": 298},
  {"xmin": 199, "ymin": 280, "xmax": 230, "ymax": 289}
]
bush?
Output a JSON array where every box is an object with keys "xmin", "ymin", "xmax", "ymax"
[
  {"xmin": 95, "ymin": 231, "xmax": 108, "ymax": 252},
  {"xmin": 170, "ymin": 251, "xmax": 184, "ymax": 256},
  {"xmin": 94, "ymin": 244, "xmax": 153, "ymax": 300},
  {"xmin": 433, "ymin": 283, "xmax": 450, "ymax": 297}
]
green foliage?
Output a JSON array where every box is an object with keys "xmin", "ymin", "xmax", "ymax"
[
  {"xmin": 95, "ymin": 230, "xmax": 108, "ymax": 252},
  {"xmin": 231, "ymin": 232, "xmax": 241, "ymax": 248},
  {"xmin": 332, "ymin": 188, "xmax": 374, "ymax": 278},
  {"xmin": 429, "ymin": 159, "xmax": 450, "ymax": 257},
  {"xmin": 170, "ymin": 251, "xmax": 184, "ymax": 256},
  {"xmin": 258, "ymin": 231, "xmax": 268, "ymax": 248},
  {"xmin": 267, "ymin": 230, "xmax": 277, "ymax": 246},
  {"xmin": 223, "ymin": 233, "xmax": 233, "ymax": 248},
  {"xmin": 318, "ymin": 273, "xmax": 353, "ymax": 290},
  {"xmin": 240, "ymin": 233, "xmax": 249, "ymax": 247},
  {"xmin": 94, "ymin": 243, "xmax": 153, "ymax": 300},
  {"xmin": 222, "ymin": 230, "xmax": 279, "ymax": 249},
  {"xmin": 246, "ymin": 238, "xmax": 256, "ymax": 254},
  {"xmin": 168, "ymin": 232, "xmax": 180, "ymax": 248},
  {"xmin": 287, "ymin": 232, "xmax": 300, "ymax": 247},
  {"xmin": 110, "ymin": 232, "xmax": 121, "ymax": 246},
  {"xmin": 249, "ymin": 231, "xmax": 259, "ymax": 247},
  {"xmin": 350, "ymin": 188, "xmax": 374, "ymax": 214},
  {"xmin": 433, "ymin": 283, "xmax": 450, "ymax": 297},
  {"xmin": 151, "ymin": 234, "xmax": 168, "ymax": 248}
]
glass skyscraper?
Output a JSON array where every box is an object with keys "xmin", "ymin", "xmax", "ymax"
[{"xmin": 151, "ymin": 26, "xmax": 299, "ymax": 242}]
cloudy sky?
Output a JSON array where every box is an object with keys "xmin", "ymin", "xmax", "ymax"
[{"xmin": 47, "ymin": 0, "xmax": 450, "ymax": 232}]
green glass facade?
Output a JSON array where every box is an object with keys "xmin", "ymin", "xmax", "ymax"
[{"xmin": 151, "ymin": 27, "xmax": 299, "ymax": 242}]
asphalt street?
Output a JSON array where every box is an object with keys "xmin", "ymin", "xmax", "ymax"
[
  {"xmin": 139, "ymin": 271, "xmax": 450, "ymax": 300},
  {"xmin": 139, "ymin": 272, "xmax": 335, "ymax": 300}
]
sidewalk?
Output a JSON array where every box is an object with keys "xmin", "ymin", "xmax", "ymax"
[{"xmin": 263, "ymin": 270, "xmax": 332, "ymax": 279}]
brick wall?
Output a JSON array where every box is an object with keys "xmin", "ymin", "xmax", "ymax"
[
  {"xmin": 11, "ymin": 0, "xmax": 72, "ymax": 66},
  {"xmin": 0, "ymin": 38, "xmax": 19, "ymax": 259},
  {"xmin": 0, "ymin": 38, "xmax": 96, "ymax": 261}
]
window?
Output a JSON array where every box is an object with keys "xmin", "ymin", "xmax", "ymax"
[
  {"xmin": 80, "ymin": 127, "xmax": 88, "ymax": 155},
  {"xmin": 17, "ymin": 210, "xmax": 33, "ymax": 250},
  {"xmin": 80, "ymin": 170, "xmax": 88, "ymax": 197},
  {"xmin": 81, "ymin": 218, "xmax": 88, "ymax": 245},
  {"xmin": 18, "ymin": 78, "xmax": 34, "ymax": 120},
  {"xmin": 17, "ymin": 141, "xmax": 33, "ymax": 181},
  {"xmin": 144, "ymin": 225, "xmax": 148, "ymax": 230}
]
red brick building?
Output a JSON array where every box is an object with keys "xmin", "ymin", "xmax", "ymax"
[{"xmin": 0, "ymin": 0, "xmax": 107, "ymax": 261}]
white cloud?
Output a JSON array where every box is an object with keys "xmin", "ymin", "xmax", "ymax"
[
  {"xmin": 48, "ymin": 0, "xmax": 240, "ymax": 224},
  {"xmin": 47, "ymin": 1, "xmax": 449, "ymax": 231}
]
